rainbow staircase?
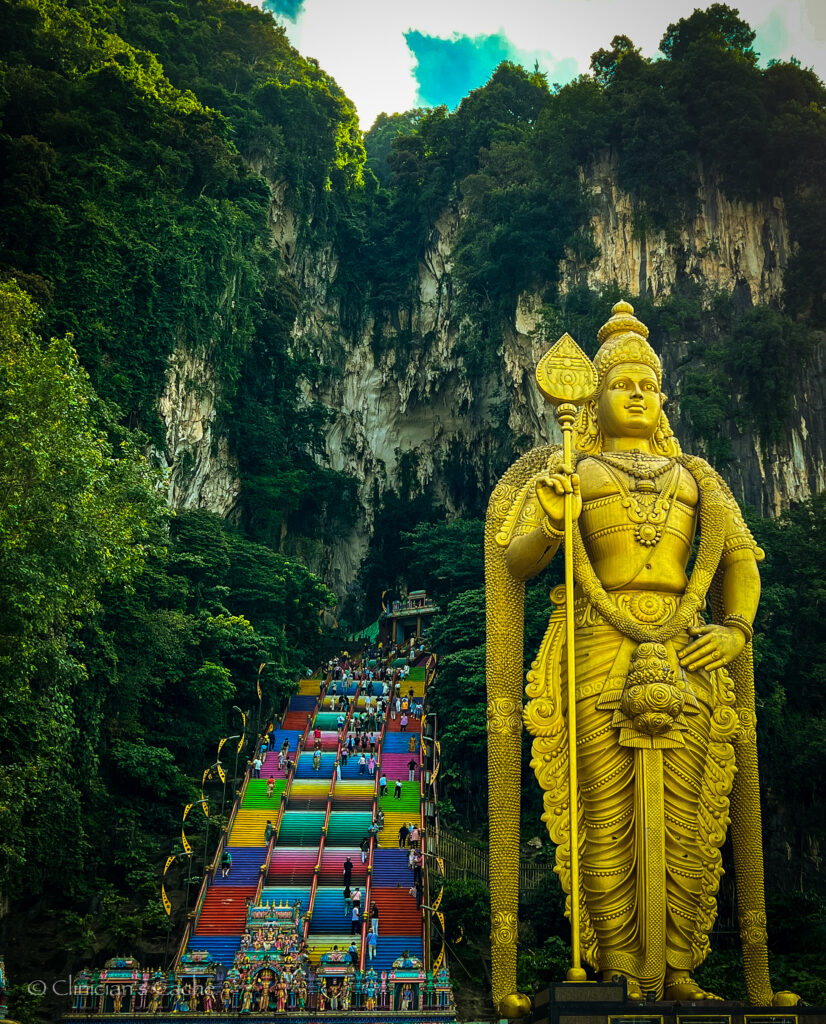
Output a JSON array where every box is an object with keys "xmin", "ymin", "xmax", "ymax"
[{"xmin": 185, "ymin": 664, "xmax": 428, "ymax": 978}]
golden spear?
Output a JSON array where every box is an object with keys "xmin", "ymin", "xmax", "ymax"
[{"xmin": 536, "ymin": 332, "xmax": 598, "ymax": 981}]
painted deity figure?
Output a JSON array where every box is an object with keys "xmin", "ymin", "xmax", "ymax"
[
  {"xmin": 203, "ymin": 981, "xmax": 215, "ymax": 1013},
  {"xmin": 149, "ymin": 980, "xmax": 164, "ymax": 1014},
  {"xmin": 364, "ymin": 977, "xmax": 377, "ymax": 1010},
  {"xmin": 486, "ymin": 302, "xmax": 794, "ymax": 1009},
  {"xmin": 138, "ymin": 972, "xmax": 150, "ymax": 1011}
]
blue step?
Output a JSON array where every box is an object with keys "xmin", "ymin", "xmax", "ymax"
[
  {"xmin": 185, "ymin": 935, "xmax": 241, "ymax": 969},
  {"xmin": 383, "ymin": 733, "xmax": 417, "ymax": 753},
  {"xmin": 268, "ymin": 728, "xmax": 302, "ymax": 749},
  {"xmin": 372, "ymin": 849, "xmax": 411, "ymax": 886},
  {"xmin": 260, "ymin": 886, "xmax": 311, "ymax": 917},
  {"xmin": 296, "ymin": 752, "xmax": 335, "ymax": 778},
  {"xmin": 372, "ymin": 935, "xmax": 423, "ymax": 970},
  {"xmin": 339, "ymin": 759, "xmax": 374, "ymax": 780},
  {"xmin": 310, "ymin": 887, "xmax": 352, "ymax": 933},
  {"xmin": 211, "ymin": 847, "xmax": 265, "ymax": 887},
  {"xmin": 289, "ymin": 695, "xmax": 317, "ymax": 711}
]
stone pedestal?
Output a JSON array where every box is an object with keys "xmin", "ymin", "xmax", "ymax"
[{"xmin": 529, "ymin": 982, "xmax": 824, "ymax": 1024}]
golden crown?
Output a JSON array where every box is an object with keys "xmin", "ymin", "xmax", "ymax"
[{"xmin": 593, "ymin": 300, "xmax": 661, "ymax": 386}]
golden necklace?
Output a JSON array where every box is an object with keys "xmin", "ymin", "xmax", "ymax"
[
  {"xmin": 599, "ymin": 449, "xmax": 674, "ymax": 480},
  {"xmin": 598, "ymin": 454, "xmax": 681, "ymax": 547}
]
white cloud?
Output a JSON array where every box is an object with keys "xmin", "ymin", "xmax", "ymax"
[{"xmin": 247, "ymin": 0, "xmax": 826, "ymax": 127}]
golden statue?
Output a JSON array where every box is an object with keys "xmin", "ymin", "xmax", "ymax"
[{"xmin": 486, "ymin": 301, "xmax": 796, "ymax": 1011}]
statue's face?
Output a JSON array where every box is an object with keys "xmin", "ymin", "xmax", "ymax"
[{"xmin": 597, "ymin": 362, "xmax": 662, "ymax": 439}]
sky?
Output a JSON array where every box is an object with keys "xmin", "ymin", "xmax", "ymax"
[{"xmin": 254, "ymin": 0, "xmax": 826, "ymax": 128}]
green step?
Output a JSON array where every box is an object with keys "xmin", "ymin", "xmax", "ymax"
[
  {"xmin": 407, "ymin": 667, "xmax": 426, "ymax": 680},
  {"xmin": 326, "ymin": 811, "xmax": 373, "ymax": 844},
  {"xmin": 278, "ymin": 811, "xmax": 325, "ymax": 845},
  {"xmin": 243, "ymin": 779, "xmax": 287, "ymax": 809},
  {"xmin": 312, "ymin": 713, "xmax": 340, "ymax": 729},
  {"xmin": 378, "ymin": 783, "xmax": 419, "ymax": 813}
]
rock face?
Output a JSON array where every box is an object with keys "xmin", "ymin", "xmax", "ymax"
[
  {"xmin": 157, "ymin": 346, "xmax": 240, "ymax": 518},
  {"xmin": 563, "ymin": 154, "xmax": 791, "ymax": 306},
  {"xmin": 158, "ymin": 155, "xmax": 826, "ymax": 589}
]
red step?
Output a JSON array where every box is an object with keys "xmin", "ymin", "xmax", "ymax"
[
  {"xmin": 283, "ymin": 711, "xmax": 310, "ymax": 730},
  {"xmin": 369, "ymin": 887, "xmax": 422, "ymax": 934},
  {"xmin": 194, "ymin": 886, "xmax": 257, "ymax": 935},
  {"xmin": 386, "ymin": 717, "xmax": 421, "ymax": 734}
]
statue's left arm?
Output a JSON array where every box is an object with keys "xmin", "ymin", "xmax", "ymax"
[{"xmin": 680, "ymin": 549, "xmax": 760, "ymax": 672}]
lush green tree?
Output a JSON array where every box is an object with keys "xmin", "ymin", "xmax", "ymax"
[
  {"xmin": 365, "ymin": 109, "xmax": 428, "ymax": 186},
  {"xmin": 0, "ymin": 279, "xmax": 164, "ymax": 890},
  {"xmin": 400, "ymin": 519, "xmax": 484, "ymax": 601}
]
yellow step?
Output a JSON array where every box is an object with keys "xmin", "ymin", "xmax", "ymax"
[
  {"xmin": 298, "ymin": 678, "xmax": 321, "ymax": 695},
  {"xmin": 376, "ymin": 812, "xmax": 417, "ymax": 848},
  {"xmin": 228, "ymin": 808, "xmax": 278, "ymax": 847},
  {"xmin": 289, "ymin": 781, "xmax": 331, "ymax": 800},
  {"xmin": 306, "ymin": 936, "xmax": 360, "ymax": 964}
]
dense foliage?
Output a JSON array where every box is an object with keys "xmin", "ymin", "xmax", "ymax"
[{"xmin": 2, "ymin": 0, "xmax": 826, "ymax": 1013}]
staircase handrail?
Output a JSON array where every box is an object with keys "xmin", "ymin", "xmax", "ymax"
[
  {"xmin": 304, "ymin": 677, "xmax": 360, "ymax": 942},
  {"xmin": 358, "ymin": 678, "xmax": 391, "ymax": 972}
]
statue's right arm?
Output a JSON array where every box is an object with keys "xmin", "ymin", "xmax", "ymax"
[
  {"xmin": 505, "ymin": 471, "xmax": 580, "ymax": 580},
  {"xmin": 506, "ymin": 528, "xmax": 560, "ymax": 580}
]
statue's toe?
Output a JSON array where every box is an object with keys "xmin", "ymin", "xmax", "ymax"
[
  {"xmin": 664, "ymin": 977, "xmax": 723, "ymax": 1001},
  {"xmin": 773, "ymin": 991, "xmax": 801, "ymax": 1007}
]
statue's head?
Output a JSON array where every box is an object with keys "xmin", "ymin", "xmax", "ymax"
[{"xmin": 576, "ymin": 300, "xmax": 680, "ymax": 455}]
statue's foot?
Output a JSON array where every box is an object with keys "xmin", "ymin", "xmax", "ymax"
[
  {"xmin": 663, "ymin": 974, "xmax": 723, "ymax": 1001},
  {"xmin": 603, "ymin": 973, "xmax": 643, "ymax": 999}
]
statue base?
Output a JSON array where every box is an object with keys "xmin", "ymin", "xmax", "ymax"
[{"xmin": 528, "ymin": 983, "xmax": 826, "ymax": 1024}]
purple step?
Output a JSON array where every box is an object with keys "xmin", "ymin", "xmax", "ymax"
[
  {"xmin": 211, "ymin": 846, "xmax": 266, "ymax": 887},
  {"xmin": 372, "ymin": 849, "xmax": 412, "ymax": 887}
]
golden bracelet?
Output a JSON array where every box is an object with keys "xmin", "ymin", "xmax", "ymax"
[
  {"xmin": 541, "ymin": 517, "xmax": 564, "ymax": 540},
  {"xmin": 723, "ymin": 614, "xmax": 754, "ymax": 642}
]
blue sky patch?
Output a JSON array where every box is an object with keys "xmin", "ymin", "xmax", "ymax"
[
  {"xmin": 262, "ymin": 0, "xmax": 305, "ymax": 22},
  {"xmin": 404, "ymin": 29, "xmax": 577, "ymax": 109}
]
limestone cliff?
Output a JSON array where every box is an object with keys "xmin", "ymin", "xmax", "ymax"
[
  {"xmin": 159, "ymin": 154, "xmax": 826, "ymax": 591},
  {"xmin": 157, "ymin": 346, "xmax": 240, "ymax": 518}
]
